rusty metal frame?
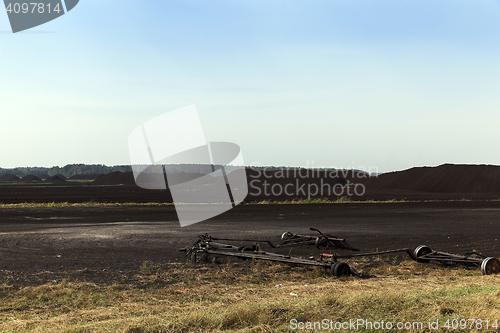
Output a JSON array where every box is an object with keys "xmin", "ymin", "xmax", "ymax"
[
  {"xmin": 181, "ymin": 234, "xmax": 352, "ymax": 277},
  {"xmin": 413, "ymin": 245, "xmax": 500, "ymax": 275},
  {"xmin": 278, "ymin": 228, "xmax": 359, "ymax": 251},
  {"xmin": 180, "ymin": 234, "xmax": 500, "ymax": 277}
]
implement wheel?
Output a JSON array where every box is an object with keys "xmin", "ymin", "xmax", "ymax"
[
  {"xmin": 481, "ymin": 257, "xmax": 500, "ymax": 275},
  {"xmin": 315, "ymin": 236, "xmax": 328, "ymax": 249},
  {"xmin": 281, "ymin": 232, "xmax": 293, "ymax": 241},
  {"xmin": 331, "ymin": 262, "xmax": 350, "ymax": 277},
  {"xmin": 414, "ymin": 245, "xmax": 432, "ymax": 263}
]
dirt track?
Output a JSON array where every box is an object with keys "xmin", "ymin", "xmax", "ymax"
[{"xmin": 1, "ymin": 201, "xmax": 500, "ymax": 287}]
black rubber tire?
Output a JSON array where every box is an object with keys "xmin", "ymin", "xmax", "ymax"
[
  {"xmin": 414, "ymin": 245, "xmax": 432, "ymax": 263},
  {"xmin": 330, "ymin": 262, "xmax": 338, "ymax": 276},
  {"xmin": 481, "ymin": 257, "xmax": 500, "ymax": 275},
  {"xmin": 239, "ymin": 246, "xmax": 255, "ymax": 253},
  {"xmin": 331, "ymin": 262, "xmax": 350, "ymax": 277}
]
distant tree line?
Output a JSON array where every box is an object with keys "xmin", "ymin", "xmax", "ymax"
[
  {"xmin": 0, "ymin": 164, "xmax": 132, "ymax": 178},
  {"xmin": 0, "ymin": 163, "xmax": 372, "ymax": 178}
]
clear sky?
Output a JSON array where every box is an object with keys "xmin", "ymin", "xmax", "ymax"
[{"xmin": 1, "ymin": 0, "xmax": 499, "ymax": 173}]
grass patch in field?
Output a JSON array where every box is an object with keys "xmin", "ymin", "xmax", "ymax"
[
  {"xmin": 65, "ymin": 179, "xmax": 95, "ymax": 183},
  {"xmin": 243, "ymin": 196, "xmax": 491, "ymax": 205},
  {"xmin": 1, "ymin": 259, "xmax": 500, "ymax": 332},
  {"xmin": 0, "ymin": 202, "xmax": 175, "ymax": 209},
  {"xmin": 1, "ymin": 197, "xmax": 499, "ymax": 209}
]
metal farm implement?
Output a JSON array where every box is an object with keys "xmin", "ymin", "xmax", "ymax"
[
  {"xmin": 413, "ymin": 245, "xmax": 500, "ymax": 275},
  {"xmin": 318, "ymin": 245, "xmax": 500, "ymax": 275},
  {"xmin": 279, "ymin": 228, "xmax": 359, "ymax": 251},
  {"xmin": 180, "ymin": 231, "xmax": 500, "ymax": 277},
  {"xmin": 181, "ymin": 233, "xmax": 354, "ymax": 277}
]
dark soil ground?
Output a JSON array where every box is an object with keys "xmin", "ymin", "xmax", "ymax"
[
  {"xmin": 1, "ymin": 200, "xmax": 500, "ymax": 288},
  {"xmin": 1, "ymin": 164, "xmax": 499, "ymax": 288}
]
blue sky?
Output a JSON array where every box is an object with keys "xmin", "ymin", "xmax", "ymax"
[{"xmin": 1, "ymin": 0, "xmax": 499, "ymax": 173}]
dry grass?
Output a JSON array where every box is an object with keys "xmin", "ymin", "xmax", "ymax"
[
  {"xmin": 245, "ymin": 197, "xmax": 500, "ymax": 205},
  {"xmin": 1, "ymin": 259, "xmax": 500, "ymax": 332},
  {"xmin": 0, "ymin": 202, "xmax": 174, "ymax": 209},
  {"xmin": 2, "ymin": 197, "xmax": 498, "ymax": 209},
  {"xmin": 246, "ymin": 197, "xmax": 405, "ymax": 204}
]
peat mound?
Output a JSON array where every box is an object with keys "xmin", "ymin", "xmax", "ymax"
[
  {"xmin": 69, "ymin": 174, "xmax": 102, "ymax": 181},
  {"xmin": 93, "ymin": 171, "xmax": 213, "ymax": 187},
  {"xmin": 20, "ymin": 175, "xmax": 42, "ymax": 183},
  {"xmin": 365, "ymin": 164, "xmax": 500, "ymax": 193},
  {"xmin": 0, "ymin": 174, "xmax": 20, "ymax": 182},
  {"xmin": 44, "ymin": 174, "xmax": 67, "ymax": 183},
  {"xmin": 167, "ymin": 172, "xmax": 208, "ymax": 185},
  {"xmin": 93, "ymin": 171, "xmax": 136, "ymax": 185}
]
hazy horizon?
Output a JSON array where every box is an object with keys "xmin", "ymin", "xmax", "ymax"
[{"xmin": 2, "ymin": 161, "xmax": 500, "ymax": 177}]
